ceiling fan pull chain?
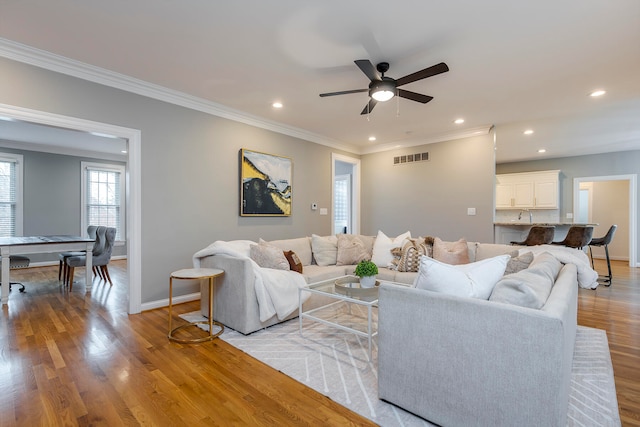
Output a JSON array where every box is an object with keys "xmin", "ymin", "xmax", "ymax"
[{"xmin": 396, "ymin": 92, "xmax": 400, "ymax": 117}]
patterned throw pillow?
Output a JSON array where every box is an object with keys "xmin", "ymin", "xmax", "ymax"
[
  {"xmin": 284, "ymin": 250, "xmax": 303, "ymax": 273},
  {"xmin": 336, "ymin": 234, "xmax": 370, "ymax": 266},
  {"xmin": 504, "ymin": 250, "xmax": 534, "ymax": 275},
  {"xmin": 393, "ymin": 239, "xmax": 429, "ymax": 272}
]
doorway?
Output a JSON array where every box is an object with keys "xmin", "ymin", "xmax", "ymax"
[
  {"xmin": 0, "ymin": 103, "xmax": 142, "ymax": 313},
  {"xmin": 573, "ymin": 174, "xmax": 637, "ymax": 267},
  {"xmin": 331, "ymin": 153, "xmax": 360, "ymax": 235}
]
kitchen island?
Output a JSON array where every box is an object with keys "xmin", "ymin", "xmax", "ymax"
[{"xmin": 494, "ymin": 222, "xmax": 598, "ymax": 245}]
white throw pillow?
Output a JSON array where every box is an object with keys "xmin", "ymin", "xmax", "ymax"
[
  {"xmin": 371, "ymin": 230, "xmax": 411, "ymax": 268},
  {"xmin": 414, "ymin": 254, "xmax": 510, "ymax": 299}
]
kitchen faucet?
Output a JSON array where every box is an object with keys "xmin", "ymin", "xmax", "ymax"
[{"xmin": 518, "ymin": 209, "xmax": 533, "ymax": 224}]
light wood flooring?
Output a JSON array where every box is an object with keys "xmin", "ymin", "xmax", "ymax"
[{"xmin": 0, "ymin": 259, "xmax": 638, "ymax": 426}]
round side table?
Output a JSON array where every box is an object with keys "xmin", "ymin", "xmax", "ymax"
[{"xmin": 168, "ymin": 267, "xmax": 224, "ymax": 344}]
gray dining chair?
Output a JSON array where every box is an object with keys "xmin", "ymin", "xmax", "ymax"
[
  {"xmin": 65, "ymin": 227, "xmax": 116, "ymax": 290},
  {"xmin": 0, "ymin": 255, "xmax": 31, "ymax": 293},
  {"xmin": 58, "ymin": 225, "xmax": 99, "ymax": 283}
]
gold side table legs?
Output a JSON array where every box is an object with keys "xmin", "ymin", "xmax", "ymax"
[{"xmin": 168, "ymin": 268, "xmax": 224, "ymax": 344}]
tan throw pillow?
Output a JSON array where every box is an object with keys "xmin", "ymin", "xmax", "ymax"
[
  {"xmin": 311, "ymin": 234, "xmax": 338, "ymax": 266},
  {"xmin": 504, "ymin": 250, "xmax": 534, "ymax": 275},
  {"xmin": 432, "ymin": 237, "xmax": 470, "ymax": 265},
  {"xmin": 249, "ymin": 242, "xmax": 290, "ymax": 270},
  {"xmin": 395, "ymin": 239, "xmax": 429, "ymax": 272},
  {"xmin": 284, "ymin": 250, "xmax": 303, "ymax": 273},
  {"xmin": 336, "ymin": 234, "xmax": 370, "ymax": 266}
]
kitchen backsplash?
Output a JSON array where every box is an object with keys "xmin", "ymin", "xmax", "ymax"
[{"xmin": 495, "ymin": 209, "xmax": 560, "ymax": 224}]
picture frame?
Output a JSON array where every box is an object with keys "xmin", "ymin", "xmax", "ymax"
[{"xmin": 240, "ymin": 148, "xmax": 292, "ymax": 216}]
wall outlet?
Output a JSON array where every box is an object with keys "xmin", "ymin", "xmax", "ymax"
[{"xmin": 467, "ymin": 207, "xmax": 476, "ymax": 216}]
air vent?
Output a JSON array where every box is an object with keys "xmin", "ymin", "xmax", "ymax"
[{"xmin": 393, "ymin": 152, "xmax": 429, "ymax": 165}]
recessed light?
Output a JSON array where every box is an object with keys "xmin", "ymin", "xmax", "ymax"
[
  {"xmin": 590, "ymin": 90, "xmax": 606, "ymax": 97},
  {"xmin": 272, "ymin": 102, "xmax": 283, "ymax": 108},
  {"xmin": 523, "ymin": 129, "xmax": 534, "ymax": 135},
  {"xmin": 368, "ymin": 136, "xmax": 376, "ymax": 141},
  {"xmin": 121, "ymin": 150, "xmax": 128, "ymax": 154},
  {"xmin": 454, "ymin": 118, "xmax": 465, "ymax": 124},
  {"xmin": 538, "ymin": 148, "xmax": 546, "ymax": 153}
]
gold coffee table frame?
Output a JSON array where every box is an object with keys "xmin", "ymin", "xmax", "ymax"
[{"xmin": 168, "ymin": 268, "xmax": 224, "ymax": 344}]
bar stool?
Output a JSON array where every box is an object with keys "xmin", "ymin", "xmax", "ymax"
[
  {"xmin": 551, "ymin": 226, "xmax": 594, "ymax": 250},
  {"xmin": 168, "ymin": 268, "xmax": 225, "ymax": 343},
  {"xmin": 510, "ymin": 226, "xmax": 555, "ymax": 246},
  {"xmin": 588, "ymin": 225, "xmax": 617, "ymax": 286}
]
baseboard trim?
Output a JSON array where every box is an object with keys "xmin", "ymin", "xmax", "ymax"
[{"xmin": 141, "ymin": 292, "xmax": 201, "ymax": 312}]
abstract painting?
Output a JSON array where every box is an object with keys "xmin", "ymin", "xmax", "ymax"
[{"xmin": 240, "ymin": 149, "xmax": 292, "ymax": 216}]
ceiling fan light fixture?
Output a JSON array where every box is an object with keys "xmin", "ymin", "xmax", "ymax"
[{"xmin": 370, "ymin": 80, "xmax": 396, "ymax": 102}]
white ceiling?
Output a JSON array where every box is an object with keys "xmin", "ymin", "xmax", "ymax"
[{"xmin": 0, "ymin": 0, "xmax": 639, "ymax": 163}]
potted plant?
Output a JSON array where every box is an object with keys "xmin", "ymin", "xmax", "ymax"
[{"xmin": 354, "ymin": 260, "xmax": 379, "ymax": 288}]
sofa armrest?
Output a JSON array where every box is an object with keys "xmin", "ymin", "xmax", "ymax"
[{"xmin": 378, "ymin": 266, "xmax": 577, "ymax": 427}]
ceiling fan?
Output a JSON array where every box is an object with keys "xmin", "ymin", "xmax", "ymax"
[{"xmin": 319, "ymin": 60, "xmax": 449, "ymax": 115}]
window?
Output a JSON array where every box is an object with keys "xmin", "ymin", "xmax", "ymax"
[
  {"xmin": 0, "ymin": 153, "xmax": 23, "ymax": 237},
  {"xmin": 81, "ymin": 162, "xmax": 125, "ymax": 241}
]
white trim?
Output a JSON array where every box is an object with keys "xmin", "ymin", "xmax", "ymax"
[
  {"xmin": 331, "ymin": 153, "xmax": 361, "ymax": 235},
  {"xmin": 0, "ymin": 152, "xmax": 23, "ymax": 236},
  {"xmin": 141, "ymin": 292, "xmax": 201, "ymax": 312},
  {"xmin": 0, "ymin": 103, "xmax": 143, "ymax": 313},
  {"xmin": 573, "ymin": 174, "xmax": 637, "ymax": 268}
]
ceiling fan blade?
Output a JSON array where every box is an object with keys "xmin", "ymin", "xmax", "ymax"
[
  {"xmin": 360, "ymin": 98, "xmax": 378, "ymax": 115},
  {"xmin": 396, "ymin": 62, "xmax": 449, "ymax": 87},
  {"xmin": 397, "ymin": 89, "xmax": 434, "ymax": 104},
  {"xmin": 355, "ymin": 59, "xmax": 381, "ymax": 81},
  {"xmin": 319, "ymin": 88, "xmax": 368, "ymax": 97}
]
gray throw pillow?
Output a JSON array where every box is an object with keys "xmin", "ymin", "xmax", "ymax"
[{"xmin": 504, "ymin": 251, "xmax": 534, "ymax": 275}]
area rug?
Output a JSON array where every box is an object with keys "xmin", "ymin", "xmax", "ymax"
[{"xmin": 180, "ymin": 310, "xmax": 620, "ymax": 427}]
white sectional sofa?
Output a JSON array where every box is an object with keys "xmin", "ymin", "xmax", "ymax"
[{"xmin": 192, "ymin": 232, "xmax": 595, "ymax": 426}]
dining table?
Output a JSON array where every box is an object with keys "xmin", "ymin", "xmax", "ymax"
[{"xmin": 0, "ymin": 235, "xmax": 94, "ymax": 305}]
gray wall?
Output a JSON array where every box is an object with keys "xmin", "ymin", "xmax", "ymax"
[
  {"xmin": 497, "ymin": 150, "xmax": 640, "ymax": 264},
  {"xmin": 1, "ymin": 56, "xmax": 498, "ymax": 304},
  {"xmin": 0, "ymin": 145, "xmax": 127, "ymax": 263},
  {"xmin": 361, "ymin": 134, "xmax": 496, "ymax": 243}
]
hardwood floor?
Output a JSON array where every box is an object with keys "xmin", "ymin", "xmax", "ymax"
[{"xmin": 1, "ymin": 258, "xmax": 638, "ymax": 426}]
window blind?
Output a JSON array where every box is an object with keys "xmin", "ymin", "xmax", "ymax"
[
  {"xmin": 85, "ymin": 168, "xmax": 122, "ymax": 240},
  {"xmin": 0, "ymin": 158, "xmax": 17, "ymax": 237}
]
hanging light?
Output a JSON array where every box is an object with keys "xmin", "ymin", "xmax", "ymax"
[{"xmin": 370, "ymin": 80, "xmax": 396, "ymax": 102}]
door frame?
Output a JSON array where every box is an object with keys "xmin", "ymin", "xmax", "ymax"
[
  {"xmin": 0, "ymin": 103, "xmax": 142, "ymax": 313},
  {"xmin": 573, "ymin": 174, "xmax": 637, "ymax": 267},
  {"xmin": 331, "ymin": 153, "xmax": 361, "ymax": 235}
]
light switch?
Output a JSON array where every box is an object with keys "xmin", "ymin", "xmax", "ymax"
[
  {"xmin": 319, "ymin": 208, "xmax": 328, "ymax": 215},
  {"xmin": 467, "ymin": 207, "xmax": 476, "ymax": 216}
]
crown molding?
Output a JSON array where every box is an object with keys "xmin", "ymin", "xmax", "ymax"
[{"xmin": 0, "ymin": 38, "xmax": 358, "ymax": 153}]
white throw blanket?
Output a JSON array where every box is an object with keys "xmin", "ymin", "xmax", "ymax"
[
  {"xmin": 518, "ymin": 245, "xmax": 599, "ymax": 289},
  {"xmin": 193, "ymin": 240, "xmax": 309, "ymax": 322}
]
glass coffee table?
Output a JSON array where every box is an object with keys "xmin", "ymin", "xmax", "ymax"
[{"xmin": 299, "ymin": 275, "xmax": 407, "ymax": 360}]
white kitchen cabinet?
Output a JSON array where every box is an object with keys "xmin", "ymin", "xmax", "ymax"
[{"xmin": 496, "ymin": 170, "xmax": 559, "ymax": 209}]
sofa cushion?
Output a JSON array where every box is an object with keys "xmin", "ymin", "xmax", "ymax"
[
  {"xmin": 504, "ymin": 250, "xmax": 534, "ymax": 275},
  {"xmin": 475, "ymin": 243, "xmax": 518, "ymax": 261},
  {"xmin": 489, "ymin": 252, "xmax": 562, "ymax": 309},
  {"xmin": 432, "ymin": 237, "xmax": 470, "ymax": 265},
  {"xmin": 284, "ymin": 250, "xmax": 303, "ymax": 273},
  {"xmin": 249, "ymin": 242, "xmax": 290, "ymax": 270},
  {"xmin": 311, "ymin": 234, "xmax": 338, "ymax": 266},
  {"xmin": 371, "ymin": 230, "xmax": 411, "ymax": 268},
  {"xmin": 414, "ymin": 254, "xmax": 510, "ymax": 299},
  {"xmin": 264, "ymin": 237, "xmax": 312, "ymax": 266},
  {"xmin": 336, "ymin": 234, "xmax": 370, "ymax": 266}
]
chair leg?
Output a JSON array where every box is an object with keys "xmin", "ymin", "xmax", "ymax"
[
  {"xmin": 68, "ymin": 267, "xmax": 75, "ymax": 290},
  {"xmin": 604, "ymin": 244, "xmax": 612, "ymax": 286},
  {"xmin": 58, "ymin": 260, "xmax": 64, "ymax": 281},
  {"xmin": 589, "ymin": 246, "xmax": 595, "ymax": 269},
  {"xmin": 101, "ymin": 265, "xmax": 113, "ymax": 286}
]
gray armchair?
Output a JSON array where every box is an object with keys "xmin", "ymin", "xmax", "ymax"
[{"xmin": 65, "ymin": 227, "xmax": 115, "ymax": 289}]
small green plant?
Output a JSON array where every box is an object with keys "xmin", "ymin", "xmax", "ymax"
[{"xmin": 354, "ymin": 260, "xmax": 378, "ymax": 277}]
